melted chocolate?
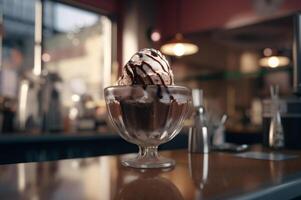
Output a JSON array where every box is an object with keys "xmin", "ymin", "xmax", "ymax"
[
  {"xmin": 156, "ymin": 85, "xmax": 163, "ymax": 99},
  {"xmin": 118, "ymin": 98, "xmax": 185, "ymax": 137}
]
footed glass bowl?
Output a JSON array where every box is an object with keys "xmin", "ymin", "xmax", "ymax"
[{"xmin": 104, "ymin": 85, "xmax": 191, "ymax": 168}]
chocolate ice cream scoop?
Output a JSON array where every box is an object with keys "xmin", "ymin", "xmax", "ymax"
[{"xmin": 118, "ymin": 48, "xmax": 174, "ymax": 86}]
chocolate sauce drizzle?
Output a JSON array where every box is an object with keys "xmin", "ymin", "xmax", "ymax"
[
  {"xmin": 125, "ymin": 64, "xmax": 134, "ymax": 82},
  {"xmin": 142, "ymin": 61, "xmax": 167, "ymax": 86},
  {"xmin": 156, "ymin": 85, "xmax": 163, "ymax": 99},
  {"xmin": 125, "ymin": 59, "xmax": 174, "ymax": 100},
  {"xmin": 150, "ymin": 49, "xmax": 171, "ymax": 72},
  {"xmin": 125, "ymin": 50, "xmax": 174, "ymax": 100},
  {"xmin": 144, "ymin": 54, "xmax": 173, "ymax": 85},
  {"xmin": 127, "ymin": 63, "xmax": 149, "ymax": 84},
  {"xmin": 133, "ymin": 67, "xmax": 146, "ymax": 85},
  {"xmin": 141, "ymin": 61, "xmax": 174, "ymax": 100}
]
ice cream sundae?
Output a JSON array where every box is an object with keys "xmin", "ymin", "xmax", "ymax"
[{"xmin": 104, "ymin": 48, "xmax": 191, "ymax": 168}]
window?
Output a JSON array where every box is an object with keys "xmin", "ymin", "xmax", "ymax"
[{"xmin": 0, "ymin": 0, "xmax": 114, "ymax": 134}]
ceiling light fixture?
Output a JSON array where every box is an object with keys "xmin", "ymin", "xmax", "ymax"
[
  {"xmin": 259, "ymin": 48, "xmax": 290, "ymax": 68},
  {"xmin": 160, "ymin": 0, "xmax": 198, "ymax": 57},
  {"xmin": 259, "ymin": 56, "xmax": 290, "ymax": 68},
  {"xmin": 161, "ymin": 33, "xmax": 198, "ymax": 57}
]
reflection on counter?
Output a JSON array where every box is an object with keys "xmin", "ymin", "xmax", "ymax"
[
  {"xmin": 188, "ymin": 153, "xmax": 209, "ymax": 190},
  {"xmin": 115, "ymin": 168, "xmax": 184, "ymax": 200},
  {"xmin": 1, "ymin": 148, "xmax": 301, "ymax": 199},
  {"xmin": 0, "ymin": 157, "xmax": 115, "ymax": 199}
]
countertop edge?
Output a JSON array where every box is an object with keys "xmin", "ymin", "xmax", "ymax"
[{"xmin": 233, "ymin": 174, "xmax": 301, "ymax": 200}]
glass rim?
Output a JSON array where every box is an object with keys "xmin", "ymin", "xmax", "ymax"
[{"xmin": 104, "ymin": 85, "xmax": 190, "ymax": 91}]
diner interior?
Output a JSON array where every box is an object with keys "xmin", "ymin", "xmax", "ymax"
[{"xmin": 1, "ymin": 0, "xmax": 301, "ymax": 199}]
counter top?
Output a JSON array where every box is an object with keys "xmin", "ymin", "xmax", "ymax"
[{"xmin": 1, "ymin": 146, "xmax": 301, "ymax": 200}]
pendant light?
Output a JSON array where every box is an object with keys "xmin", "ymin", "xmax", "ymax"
[
  {"xmin": 160, "ymin": 0, "xmax": 198, "ymax": 57},
  {"xmin": 259, "ymin": 48, "xmax": 290, "ymax": 68}
]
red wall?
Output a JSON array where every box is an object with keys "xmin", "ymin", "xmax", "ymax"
[{"xmin": 158, "ymin": 0, "xmax": 301, "ymax": 38}]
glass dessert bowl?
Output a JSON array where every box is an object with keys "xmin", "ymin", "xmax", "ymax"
[{"xmin": 104, "ymin": 85, "xmax": 191, "ymax": 168}]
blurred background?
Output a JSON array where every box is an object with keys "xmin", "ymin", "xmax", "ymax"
[
  {"xmin": 0, "ymin": 0, "xmax": 115, "ymax": 135},
  {"xmin": 0, "ymin": 0, "xmax": 300, "ymax": 142}
]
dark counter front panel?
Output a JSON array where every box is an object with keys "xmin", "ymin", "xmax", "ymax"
[{"xmin": 0, "ymin": 133, "xmax": 188, "ymax": 164}]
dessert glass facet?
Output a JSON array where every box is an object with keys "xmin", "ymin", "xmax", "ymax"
[{"xmin": 104, "ymin": 85, "xmax": 191, "ymax": 168}]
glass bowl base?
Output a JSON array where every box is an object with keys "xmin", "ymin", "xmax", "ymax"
[{"xmin": 121, "ymin": 155, "xmax": 175, "ymax": 169}]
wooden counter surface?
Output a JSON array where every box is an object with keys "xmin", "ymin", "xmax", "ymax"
[{"xmin": 1, "ymin": 146, "xmax": 301, "ymax": 200}]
